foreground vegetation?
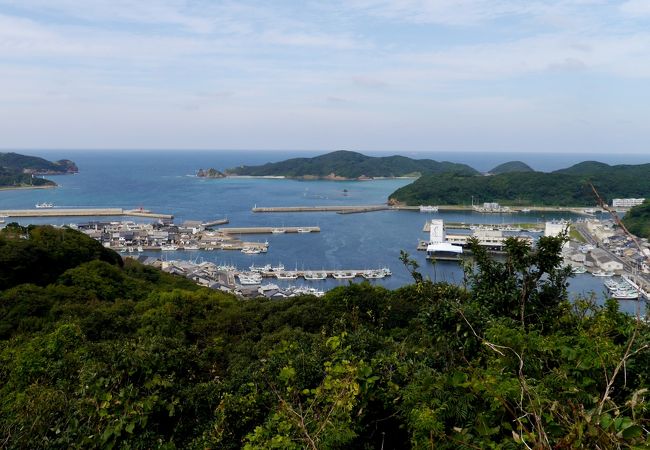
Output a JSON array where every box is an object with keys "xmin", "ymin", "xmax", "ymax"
[
  {"xmin": 1, "ymin": 225, "xmax": 649, "ymax": 449},
  {"xmin": 390, "ymin": 161, "xmax": 650, "ymax": 206},
  {"xmin": 225, "ymin": 150, "xmax": 478, "ymax": 179},
  {"xmin": 622, "ymin": 200, "xmax": 650, "ymax": 240}
]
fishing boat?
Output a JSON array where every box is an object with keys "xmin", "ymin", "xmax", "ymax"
[
  {"xmin": 250, "ymin": 264, "xmax": 272, "ymax": 272},
  {"xmin": 571, "ymin": 266, "xmax": 587, "ymax": 274},
  {"xmin": 35, "ymin": 202, "xmax": 54, "ymax": 208},
  {"xmin": 332, "ymin": 271, "xmax": 356, "ymax": 279},
  {"xmin": 271, "ymin": 228, "xmax": 285, "ymax": 234},
  {"xmin": 184, "ymin": 245, "xmax": 200, "ymax": 250},
  {"xmin": 361, "ymin": 270, "xmax": 385, "ymax": 279},
  {"xmin": 592, "ymin": 270, "xmax": 615, "ymax": 277},
  {"xmin": 238, "ymin": 272, "xmax": 262, "ymax": 285},
  {"xmin": 304, "ymin": 271, "xmax": 327, "ymax": 280},
  {"xmin": 297, "ymin": 228, "xmax": 311, "ymax": 233},
  {"xmin": 160, "ymin": 244, "xmax": 178, "ymax": 251},
  {"xmin": 275, "ymin": 271, "xmax": 299, "ymax": 280},
  {"xmin": 241, "ymin": 247, "xmax": 261, "ymax": 254},
  {"xmin": 270, "ymin": 263, "xmax": 285, "ymax": 272}
]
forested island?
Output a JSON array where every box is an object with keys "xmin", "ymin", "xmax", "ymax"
[
  {"xmin": 390, "ymin": 161, "xmax": 650, "ymax": 206},
  {"xmin": 1, "ymin": 224, "xmax": 648, "ymax": 448},
  {"xmin": 622, "ymin": 200, "xmax": 650, "ymax": 239},
  {"xmin": 0, "ymin": 152, "xmax": 78, "ymax": 189},
  {"xmin": 224, "ymin": 150, "xmax": 478, "ymax": 179}
]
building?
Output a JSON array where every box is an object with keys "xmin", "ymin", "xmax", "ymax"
[
  {"xmin": 544, "ymin": 221, "xmax": 568, "ymax": 237},
  {"xmin": 426, "ymin": 219, "xmax": 464, "ymax": 260},
  {"xmin": 590, "ymin": 248, "xmax": 624, "ymax": 272},
  {"xmin": 612, "ymin": 198, "xmax": 645, "ymax": 208}
]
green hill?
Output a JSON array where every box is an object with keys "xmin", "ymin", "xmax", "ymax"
[
  {"xmin": 225, "ymin": 150, "xmax": 478, "ymax": 179},
  {"xmin": 622, "ymin": 200, "xmax": 650, "ymax": 239},
  {"xmin": 1, "ymin": 225, "xmax": 648, "ymax": 448},
  {"xmin": 0, "ymin": 152, "xmax": 78, "ymax": 188},
  {"xmin": 488, "ymin": 160, "xmax": 534, "ymax": 174},
  {"xmin": 390, "ymin": 161, "xmax": 650, "ymax": 206}
]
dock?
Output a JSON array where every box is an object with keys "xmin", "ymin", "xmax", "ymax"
[
  {"xmin": 218, "ymin": 226, "xmax": 320, "ymax": 234},
  {"xmin": 0, "ymin": 208, "xmax": 173, "ymax": 219},
  {"xmin": 202, "ymin": 218, "xmax": 229, "ymax": 227},
  {"xmin": 252, "ymin": 205, "xmax": 388, "ymax": 213}
]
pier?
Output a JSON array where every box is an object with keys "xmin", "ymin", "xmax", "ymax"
[
  {"xmin": 218, "ymin": 226, "xmax": 320, "ymax": 234},
  {"xmin": 0, "ymin": 208, "xmax": 173, "ymax": 219}
]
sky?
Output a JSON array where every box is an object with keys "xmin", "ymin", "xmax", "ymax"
[{"xmin": 0, "ymin": 0, "xmax": 649, "ymax": 153}]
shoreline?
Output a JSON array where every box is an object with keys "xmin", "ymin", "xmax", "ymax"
[{"xmin": 224, "ymin": 175, "xmax": 418, "ymax": 181}]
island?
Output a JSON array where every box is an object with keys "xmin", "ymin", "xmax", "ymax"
[
  {"xmin": 389, "ymin": 161, "xmax": 650, "ymax": 207},
  {"xmin": 0, "ymin": 152, "xmax": 78, "ymax": 189},
  {"xmin": 196, "ymin": 168, "xmax": 225, "ymax": 178},
  {"xmin": 224, "ymin": 150, "xmax": 478, "ymax": 180},
  {"xmin": 487, "ymin": 160, "xmax": 534, "ymax": 175}
]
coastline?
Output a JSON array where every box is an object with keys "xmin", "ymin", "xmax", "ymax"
[{"xmin": 224, "ymin": 175, "xmax": 418, "ymax": 181}]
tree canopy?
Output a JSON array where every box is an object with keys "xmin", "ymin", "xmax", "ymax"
[{"xmin": 1, "ymin": 226, "xmax": 648, "ymax": 449}]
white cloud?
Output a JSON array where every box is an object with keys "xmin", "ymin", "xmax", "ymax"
[{"xmin": 621, "ymin": 0, "xmax": 650, "ymax": 17}]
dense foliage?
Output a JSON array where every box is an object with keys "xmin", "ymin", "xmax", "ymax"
[
  {"xmin": 1, "ymin": 226, "xmax": 649, "ymax": 449},
  {"xmin": 622, "ymin": 200, "xmax": 650, "ymax": 239},
  {"xmin": 225, "ymin": 150, "xmax": 478, "ymax": 178},
  {"xmin": 0, "ymin": 152, "xmax": 77, "ymax": 188},
  {"xmin": 390, "ymin": 162, "xmax": 650, "ymax": 206},
  {"xmin": 488, "ymin": 161, "xmax": 534, "ymax": 174}
]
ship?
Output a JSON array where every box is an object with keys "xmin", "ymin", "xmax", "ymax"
[
  {"xmin": 304, "ymin": 271, "xmax": 328, "ymax": 280},
  {"xmin": 332, "ymin": 271, "xmax": 356, "ymax": 279},
  {"xmin": 419, "ymin": 205, "xmax": 439, "ymax": 213},
  {"xmin": 35, "ymin": 202, "xmax": 54, "ymax": 208}
]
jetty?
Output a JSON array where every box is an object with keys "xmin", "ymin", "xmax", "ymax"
[
  {"xmin": 0, "ymin": 208, "xmax": 173, "ymax": 219},
  {"xmin": 202, "ymin": 218, "xmax": 229, "ymax": 227},
  {"xmin": 218, "ymin": 226, "xmax": 320, "ymax": 234}
]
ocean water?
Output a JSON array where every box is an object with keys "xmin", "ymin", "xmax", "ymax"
[{"xmin": 1, "ymin": 150, "xmax": 647, "ymax": 314}]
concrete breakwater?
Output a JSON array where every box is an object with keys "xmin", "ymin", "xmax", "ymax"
[{"xmin": 0, "ymin": 208, "xmax": 173, "ymax": 219}]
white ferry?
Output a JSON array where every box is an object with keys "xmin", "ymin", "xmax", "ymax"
[{"xmin": 419, "ymin": 205, "xmax": 439, "ymax": 213}]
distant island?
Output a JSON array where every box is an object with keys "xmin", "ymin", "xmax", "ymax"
[
  {"xmin": 487, "ymin": 160, "xmax": 534, "ymax": 175},
  {"xmin": 196, "ymin": 168, "xmax": 225, "ymax": 179},
  {"xmin": 0, "ymin": 152, "xmax": 78, "ymax": 189},
  {"xmin": 389, "ymin": 161, "xmax": 650, "ymax": 207},
  {"xmin": 223, "ymin": 150, "xmax": 478, "ymax": 180}
]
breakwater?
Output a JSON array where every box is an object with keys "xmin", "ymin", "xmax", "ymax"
[{"xmin": 0, "ymin": 208, "xmax": 173, "ymax": 219}]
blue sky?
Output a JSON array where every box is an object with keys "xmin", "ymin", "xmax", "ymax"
[{"xmin": 0, "ymin": 0, "xmax": 649, "ymax": 153}]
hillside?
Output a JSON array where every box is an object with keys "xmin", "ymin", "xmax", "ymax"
[
  {"xmin": 0, "ymin": 225, "xmax": 648, "ymax": 448},
  {"xmin": 390, "ymin": 161, "xmax": 650, "ymax": 206},
  {"xmin": 0, "ymin": 152, "xmax": 78, "ymax": 188},
  {"xmin": 622, "ymin": 200, "xmax": 650, "ymax": 239},
  {"xmin": 225, "ymin": 150, "xmax": 478, "ymax": 179},
  {"xmin": 488, "ymin": 160, "xmax": 534, "ymax": 174}
]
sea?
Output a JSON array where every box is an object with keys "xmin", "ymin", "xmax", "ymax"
[{"xmin": 1, "ymin": 149, "xmax": 648, "ymax": 315}]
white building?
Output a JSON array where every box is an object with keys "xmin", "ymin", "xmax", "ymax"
[
  {"xmin": 544, "ymin": 221, "xmax": 568, "ymax": 237},
  {"xmin": 426, "ymin": 219, "xmax": 463, "ymax": 259},
  {"xmin": 612, "ymin": 198, "xmax": 645, "ymax": 208},
  {"xmin": 590, "ymin": 248, "xmax": 624, "ymax": 272}
]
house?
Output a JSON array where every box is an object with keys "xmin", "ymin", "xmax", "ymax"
[{"xmin": 590, "ymin": 248, "xmax": 624, "ymax": 272}]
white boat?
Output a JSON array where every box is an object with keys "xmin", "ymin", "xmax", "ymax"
[
  {"xmin": 241, "ymin": 247, "xmax": 262, "ymax": 254},
  {"xmin": 419, "ymin": 205, "xmax": 439, "ymax": 213},
  {"xmin": 332, "ymin": 271, "xmax": 356, "ymax": 279},
  {"xmin": 611, "ymin": 289, "xmax": 638, "ymax": 300},
  {"xmin": 137, "ymin": 246, "xmax": 144, "ymax": 252},
  {"xmin": 160, "ymin": 245, "xmax": 178, "ymax": 251},
  {"xmin": 250, "ymin": 264, "xmax": 272, "ymax": 272},
  {"xmin": 184, "ymin": 245, "xmax": 200, "ymax": 250},
  {"xmin": 521, "ymin": 208, "xmax": 531, "ymax": 213},
  {"xmin": 362, "ymin": 270, "xmax": 385, "ymax": 279},
  {"xmin": 571, "ymin": 266, "xmax": 587, "ymax": 274},
  {"xmin": 381, "ymin": 267, "xmax": 392, "ymax": 276},
  {"xmin": 270, "ymin": 263, "xmax": 285, "ymax": 272},
  {"xmin": 592, "ymin": 270, "xmax": 615, "ymax": 277},
  {"xmin": 304, "ymin": 271, "xmax": 328, "ymax": 280},
  {"xmin": 275, "ymin": 271, "xmax": 299, "ymax": 280},
  {"xmin": 296, "ymin": 228, "xmax": 311, "ymax": 233},
  {"xmin": 271, "ymin": 228, "xmax": 285, "ymax": 234},
  {"xmin": 35, "ymin": 202, "xmax": 54, "ymax": 208},
  {"xmin": 238, "ymin": 272, "xmax": 262, "ymax": 285}
]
